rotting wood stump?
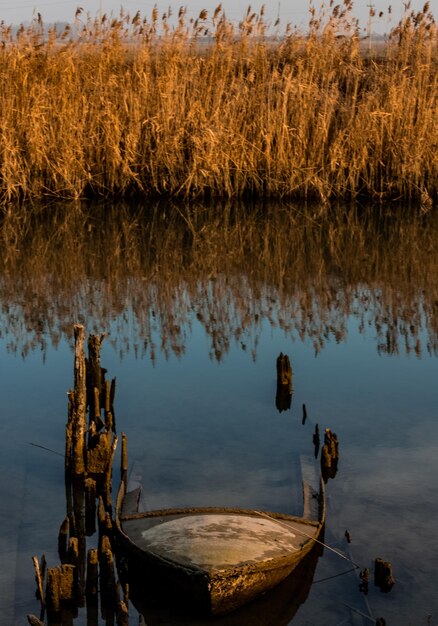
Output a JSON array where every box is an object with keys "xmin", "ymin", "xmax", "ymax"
[
  {"xmin": 276, "ymin": 352, "xmax": 292, "ymax": 412},
  {"xmin": 33, "ymin": 325, "xmax": 126, "ymax": 625},
  {"xmin": 374, "ymin": 558, "xmax": 395, "ymax": 592},
  {"xmin": 321, "ymin": 428, "xmax": 339, "ymax": 481}
]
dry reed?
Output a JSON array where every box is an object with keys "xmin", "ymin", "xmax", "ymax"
[{"xmin": 0, "ymin": 3, "xmax": 436, "ymax": 205}]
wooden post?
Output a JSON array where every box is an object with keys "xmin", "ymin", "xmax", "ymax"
[
  {"xmin": 27, "ymin": 616, "xmax": 45, "ymax": 626},
  {"xmin": 58, "ymin": 517, "xmax": 69, "ymax": 563},
  {"xmin": 276, "ymin": 353, "xmax": 292, "ymax": 412},
  {"xmin": 98, "ymin": 495, "xmax": 106, "ymax": 535},
  {"xmin": 72, "ymin": 324, "xmax": 87, "ymax": 476},
  {"xmin": 99, "ymin": 535, "xmax": 116, "ymax": 611},
  {"xmin": 68, "ymin": 537, "xmax": 79, "ymax": 569},
  {"xmin": 46, "ymin": 566, "xmax": 61, "ymax": 613},
  {"xmin": 110, "ymin": 377, "xmax": 116, "ymax": 409},
  {"xmin": 313, "ymin": 424, "xmax": 320, "ymax": 458},
  {"xmin": 32, "ymin": 556, "xmax": 45, "ymax": 608},
  {"xmin": 121, "ymin": 433, "xmax": 128, "ymax": 484},
  {"xmin": 87, "ymin": 334, "xmax": 105, "ymax": 416},
  {"xmin": 276, "ymin": 352, "xmax": 292, "ymax": 387},
  {"xmin": 85, "ymin": 477, "xmax": 97, "ymax": 536},
  {"xmin": 374, "ymin": 558, "xmax": 395, "ymax": 592},
  {"xmin": 104, "ymin": 379, "xmax": 111, "ymax": 414},
  {"xmin": 59, "ymin": 564, "xmax": 75, "ymax": 603},
  {"xmin": 321, "ymin": 428, "xmax": 339, "ymax": 481},
  {"xmin": 85, "ymin": 549, "xmax": 99, "ymax": 599},
  {"xmin": 116, "ymin": 600, "xmax": 129, "ymax": 626},
  {"xmin": 65, "ymin": 392, "xmax": 74, "ymax": 477},
  {"xmin": 104, "ymin": 435, "xmax": 118, "ymax": 511}
]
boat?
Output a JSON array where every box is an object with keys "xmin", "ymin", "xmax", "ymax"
[{"xmin": 115, "ymin": 457, "xmax": 325, "ymax": 616}]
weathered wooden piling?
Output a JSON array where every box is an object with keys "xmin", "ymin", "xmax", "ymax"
[
  {"xmin": 275, "ymin": 353, "xmax": 292, "ymax": 412},
  {"xmin": 85, "ymin": 549, "xmax": 99, "ymax": 599},
  {"xmin": 110, "ymin": 378, "xmax": 116, "ymax": 410},
  {"xmin": 99, "ymin": 535, "xmax": 117, "ymax": 611},
  {"xmin": 72, "ymin": 324, "xmax": 87, "ymax": 476},
  {"xmin": 313, "ymin": 424, "xmax": 320, "ymax": 458},
  {"xmin": 65, "ymin": 393, "xmax": 74, "ymax": 477},
  {"xmin": 276, "ymin": 352, "xmax": 292, "ymax": 387},
  {"xmin": 87, "ymin": 430, "xmax": 113, "ymax": 475},
  {"xmin": 104, "ymin": 379, "xmax": 112, "ymax": 415},
  {"xmin": 35, "ymin": 326, "xmax": 125, "ymax": 624},
  {"xmin": 59, "ymin": 564, "xmax": 75, "ymax": 603},
  {"xmin": 46, "ymin": 567, "xmax": 62, "ymax": 613},
  {"xmin": 321, "ymin": 428, "xmax": 339, "ymax": 480},
  {"xmin": 27, "ymin": 615, "xmax": 45, "ymax": 626},
  {"xmin": 58, "ymin": 517, "xmax": 69, "ymax": 563},
  {"xmin": 85, "ymin": 477, "xmax": 97, "ymax": 536},
  {"xmin": 374, "ymin": 558, "xmax": 395, "ymax": 592},
  {"xmin": 67, "ymin": 537, "xmax": 79, "ymax": 570},
  {"xmin": 87, "ymin": 333, "xmax": 105, "ymax": 415},
  {"xmin": 103, "ymin": 434, "xmax": 118, "ymax": 511},
  {"xmin": 98, "ymin": 495, "xmax": 106, "ymax": 535},
  {"xmin": 302, "ymin": 403, "xmax": 307, "ymax": 425},
  {"xmin": 359, "ymin": 567, "xmax": 369, "ymax": 594},
  {"xmin": 116, "ymin": 599, "xmax": 129, "ymax": 626},
  {"xmin": 32, "ymin": 555, "xmax": 45, "ymax": 608},
  {"xmin": 121, "ymin": 433, "xmax": 128, "ymax": 477}
]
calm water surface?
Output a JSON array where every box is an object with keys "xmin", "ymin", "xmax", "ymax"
[{"xmin": 1, "ymin": 204, "xmax": 437, "ymax": 625}]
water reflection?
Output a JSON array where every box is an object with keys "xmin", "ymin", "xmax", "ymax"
[{"xmin": 1, "ymin": 202, "xmax": 438, "ymax": 362}]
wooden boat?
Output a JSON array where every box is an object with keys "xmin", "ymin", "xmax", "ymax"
[{"xmin": 115, "ymin": 458, "xmax": 325, "ymax": 616}]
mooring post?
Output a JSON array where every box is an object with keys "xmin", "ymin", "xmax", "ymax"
[
  {"xmin": 275, "ymin": 353, "xmax": 293, "ymax": 412},
  {"xmin": 72, "ymin": 325, "xmax": 87, "ymax": 476},
  {"xmin": 276, "ymin": 352, "xmax": 292, "ymax": 387},
  {"xmin": 374, "ymin": 558, "xmax": 395, "ymax": 592},
  {"xmin": 116, "ymin": 599, "xmax": 129, "ymax": 626},
  {"xmin": 46, "ymin": 566, "xmax": 61, "ymax": 614},
  {"xmin": 58, "ymin": 517, "xmax": 69, "ymax": 563},
  {"xmin": 87, "ymin": 333, "xmax": 105, "ymax": 417},
  {"xmin": 84, "ymin": 477, "xmax": 97, "ymax": 536},
  {"xmin": 321, "ymin": 428, "xmax": 339, "ymax": 480},
  {"xmin": 121, "ymin": 432, "xmax": 128, "ymax": 485},
  {"xmin": 85, "ymin": 548, "xmax": 99, "ymax": 600}
]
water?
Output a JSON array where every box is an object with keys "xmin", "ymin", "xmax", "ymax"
[{"xmin": 1, "ymin": 203, "xmax": 437, "ymax": 625}]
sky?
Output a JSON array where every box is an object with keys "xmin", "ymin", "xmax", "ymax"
[{"xmin": 0, "ymin": 0, "xmax": 436, "ymax": 33}]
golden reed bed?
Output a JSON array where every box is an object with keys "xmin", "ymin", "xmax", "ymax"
[{"xmin": 0, "ymin": 2, "xmax": 436, "ymax": 205}]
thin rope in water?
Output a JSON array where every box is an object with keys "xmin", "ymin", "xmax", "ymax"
[
  {"xmin": 28, "ymin": 442, "xmax": 64, "ymax": 457},
  {"xmin": 254, "ymin": 509, "xmax": 360, "ymax": 569}
]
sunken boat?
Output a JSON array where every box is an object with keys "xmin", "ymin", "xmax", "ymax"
[{"xmin": 115, "ymin": 457, "xmax": 325, "ymax": 616}]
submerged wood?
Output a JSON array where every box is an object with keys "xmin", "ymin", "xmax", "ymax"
[{"xmin": 115, "ymin": 460, "xmax": 325, "ymax": 616}]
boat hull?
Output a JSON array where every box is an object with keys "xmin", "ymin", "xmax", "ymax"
[{"xmin": 115, "ymin": 481, "xmax": 325, "ymax": 615}]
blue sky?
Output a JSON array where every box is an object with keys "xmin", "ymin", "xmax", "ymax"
[{"xmin": 0, "ymin": 0, "xmax": 436, "ymax": 33}]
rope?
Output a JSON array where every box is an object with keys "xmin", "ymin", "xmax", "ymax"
[
  {"xmin": 28, "ymin": 442, "xmax": 64, "ymax": 457},
  {"xmin": 254, "ymin": 509, "xmax": 360, "ymax": 569}
]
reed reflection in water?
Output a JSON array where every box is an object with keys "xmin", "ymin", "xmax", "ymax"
[{"xmin": 1, "ymin": 202, "xmax": 437, "ymax": 361}]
